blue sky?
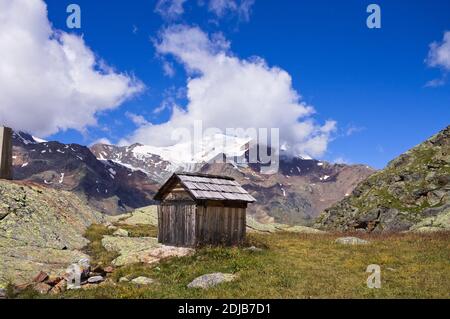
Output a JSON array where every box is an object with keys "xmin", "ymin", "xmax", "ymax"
[{"xmin": 35, "ymin": 1, "xmax": 450, "ymax": 167}]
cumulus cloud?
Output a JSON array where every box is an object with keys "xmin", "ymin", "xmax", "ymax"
[
  {"xmin": 0, "ymin": 0, "xmax": 143, "ymax": 137},
  {"xmin": 425, "ymin": 31, "xmax": 450, "ymax": 87},
  {"xmin": 208, "ymin": 0, "xmax": 255, "ymax": 22},
  {"xmin": 427, "ymin": 31, "xmax": 450, "ymax": 70},
  {"xmin": 123, "ymin": 25, "xmax": 336, "ymax": 158},
  {"xmin": 155, "ymin": 0, "xmax": 187, "ymax": 20}
]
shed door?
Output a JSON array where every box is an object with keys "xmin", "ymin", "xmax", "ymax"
[{"xmin": 159, "ymin": 202, "xmax": 196, "ymax": 247}]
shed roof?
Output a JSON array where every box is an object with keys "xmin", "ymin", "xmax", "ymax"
[{"xmin": 153, "ymin": 172, "xmax": 256, "ymax": 203}]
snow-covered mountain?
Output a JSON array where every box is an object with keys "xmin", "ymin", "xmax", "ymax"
[
  {"xmin": 12, "ymin": 132, "xmax": 159, "ymax": 215},
  {"xmin": 90, "ymin": 134, "xmax": 376, "ymax": 225},
  {"xmin": 90, "ymin": 134, "xmax": 252, "ymax": 181},
  {"xmin": 11, "ymin": 131, "xmax": 375, "ymax": 224}
]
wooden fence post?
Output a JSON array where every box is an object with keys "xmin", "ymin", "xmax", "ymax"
[{"xmin": 0, "ymin": 126, "xmax": 13, "ymax": 180}]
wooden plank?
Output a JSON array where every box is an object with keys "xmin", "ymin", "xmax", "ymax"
[{"xmin": 0, "ymin": 127, "xmax": 13, "ymax": 180}]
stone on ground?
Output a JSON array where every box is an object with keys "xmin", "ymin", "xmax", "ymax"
[
  {"xmin": 87, "ymin": 276, "xmax": 104, "ymax": 284},
  {"xmin": 244, "ymin": 246, "xmax": 263, "ymax": 252},
  {"xmin": 335, "ymin": 237, "xmax": 369, "ymax": 245},
  {"xmin": 131, "ymin": 276, "xmax": 155, "ymax": 285},
  {"xmin": 101, "ymin": 236, "xmax": 193, "ymax": 266},
  {"xmin": 187, "ymin": 273, "xmax": 237, "ymax": 289},
  {"xmin": 33, "ymin": 271, "xmax": 49, "ymax": 283},
  {"xmin": 119, "ymin": 277, "xmax": 129, "ymax": 283},
  {"xmin": 33, "ymin": 282, "xmax": 52, "ymax": 294},
  {"xmin": 113, "ymin": 228, "xmax": 129, "ymax": 237}
]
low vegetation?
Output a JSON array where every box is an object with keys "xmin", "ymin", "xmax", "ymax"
[{"xmin": 19, "ymin": 224, "xmax": 450, "ymax": 299}]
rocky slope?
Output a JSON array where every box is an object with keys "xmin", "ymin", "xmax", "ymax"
[
  {"xmin": 0, "ymin": 179, "xmax": 106, "ymax": 288},
  {"xmin": 315, "ymin": 125, "xmax": 450, "ymax": 232},
  {"xmin": 12, "ymin": 132, "xmax": 159, "ymax": 214}
]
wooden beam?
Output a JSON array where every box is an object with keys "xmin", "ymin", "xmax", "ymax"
[{"xmin": 0, "ymin": 127, "xmax": 12, "ymax": 180}]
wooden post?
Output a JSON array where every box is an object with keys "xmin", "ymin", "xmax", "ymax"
[{"xmin": 0, "ymin": 126, "xmax": 13, "ymax": 180}]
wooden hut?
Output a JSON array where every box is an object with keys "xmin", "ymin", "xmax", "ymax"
[{"xmin": 153, "ymin": 172, "xmax": 256, "ymax": 247}]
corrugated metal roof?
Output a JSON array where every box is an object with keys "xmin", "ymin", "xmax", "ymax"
[{"xmin": 175, "ymin": 173, "xmax": 256, "ymax": 202}]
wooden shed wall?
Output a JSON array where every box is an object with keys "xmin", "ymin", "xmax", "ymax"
[
  {"xmin": 196, "ymin": 205, "xmax": 246, "ymax": 246},
  {"xmin": 158, "ymin": 202, "xmax": 196, "ymax": 246},
  {"xmin": 158, "ymin": 202, "xmax": 247, "ymax": 247}
]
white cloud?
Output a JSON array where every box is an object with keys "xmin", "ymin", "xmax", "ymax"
[
  {"xmin": 125, "ymin": 112, "xmax": 149, "ymax": 126},
  {"xmin": 155, "ymin": 0, "xmax": 187, "ymax": 20},
  {"xmin": 424, "ymin": 77, "xmax": 446, "ymax": 88},
  {"xmin": 208, "ymin": 0, "xmax": 255, "ymax": 22},
  {"xmin": 345, "ymin": 125, "xmax": 365, "ymax": 136},
  {"xmin": 427, "ymin": 31, "xmax": 450, "ymax": 70},
  {"xmin": 0, "ymin": 0, "xmax": 143, "ymax": 137},
  {"xmin": 162, "ymin": 60, "xmax": 176, "ymax": 77},
  {"xmin": 90, "ymin": 137, "xmax": 112, "ymax": 146},
  {"xmin": 123, "ymin": 25, "xmax": 336, "ymax": 159},
  {"xmin": 333, "ymin": 157, "xmax": 351, "ymax": 165}
]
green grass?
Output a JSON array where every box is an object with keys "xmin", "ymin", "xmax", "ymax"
[
  {"xmin": 42, "ymin": 229, "xmax": 450, "ymax": 299},
  {"xmin": 115, "ymin": 223, "xmax": 158, "ymax": 238},
  {"xmin": 82, "ymin": 224, "xmax": 119, "ymax": 266}
]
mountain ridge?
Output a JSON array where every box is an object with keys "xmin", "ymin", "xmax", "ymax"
[{"xmin": 11, "ymin": 131, "xmax": 374, "ymax": 224}]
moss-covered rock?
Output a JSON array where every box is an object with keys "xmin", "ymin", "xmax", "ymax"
[
  {"xmin": 0, "ymin": 180, "xmax": 105, "ymax": 288},
  {"xmin": 315, "ymin": 125, "xmax": 450, "ymax": 232}
]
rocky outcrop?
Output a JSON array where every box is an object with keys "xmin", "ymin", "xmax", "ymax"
[
  {"xmin": 101, "ymin": 235, "xmax": 194, "ymax": 266},
  {"xmin": 315, "ymin": 125, "xmax": 450, "ymax": 232},
  {"xmin": 0, "ymin": 180, "xmax": 104, "ymax": 288}
]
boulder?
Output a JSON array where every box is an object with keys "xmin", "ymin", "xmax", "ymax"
[
  {"xmin": 146, "ymin": 245, "xmax": 194, "ymax": 260},
  {"xmin": 46, "ymin": 275, "xmax": 63, "ymax": 286},
  {"xmin": 49, "ymin": 280, "xmax": 66, "ymax": 294},
  {"xmin": 187, "ymin": 273, "xmax": 237, "ymax": 289},
  {"xmin": 104, "ymin": 266, "xmax": 114, "ymax": 273},
  {"xmin": 113, "ymin": 228, "xmax": 129, "ymax": 237},
  {"xmin": 119, "ymin": 277, "xmax": 129, "ymax": 283},
  {"xmin": 131, "ymin": 276, "xmax": 155, "ymax": 285},
  {"xmin": 335, "ymin": 237, "xmax": 369, "ymax": 245},
  {"xmin": 244, "ymin": 246, "xmax": 263, "ymax": 252},
  {"xmin": 33, "ymin": 271, "xmax": 49, "ymax": 283},
  {"xmin": 87, "ymin": 276, "xmax": 104, "ymax": 284},
  {"xmin": 33, "ymin": 282, "xmax": 52, "ymax": 294}
]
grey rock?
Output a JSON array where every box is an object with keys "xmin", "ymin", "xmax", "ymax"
[
  {"xmin": 335, "ymin": 237, "xmax": 369, "ymax": 245},
  {"xmin": 315, "ymin": 125, "xmax": 450, "ymax": 232},
  {"xmin": 119, "ymin": 277, "xmax": 129, "ymax": 283},
  {"xmin": 187, "ymin": 273, "xmax": 237, "ymax": 289},
  {"xmin": 131, "ymin": 276, "xmax": 155, "ymax": 285},
  {"xmin": 244, "ymin": 246, "xmax": 263, "ymax": 252},
  {"xmin": 0, "ymin": 288, "xmax": 6, "ymax": 299},
  {"xmin": 87, "ymin": 276, "xmax": 104, "ymax": 284},
  {"xmin": 113, "ymin": 228, "xmax": 129, "ymax": 237}
]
